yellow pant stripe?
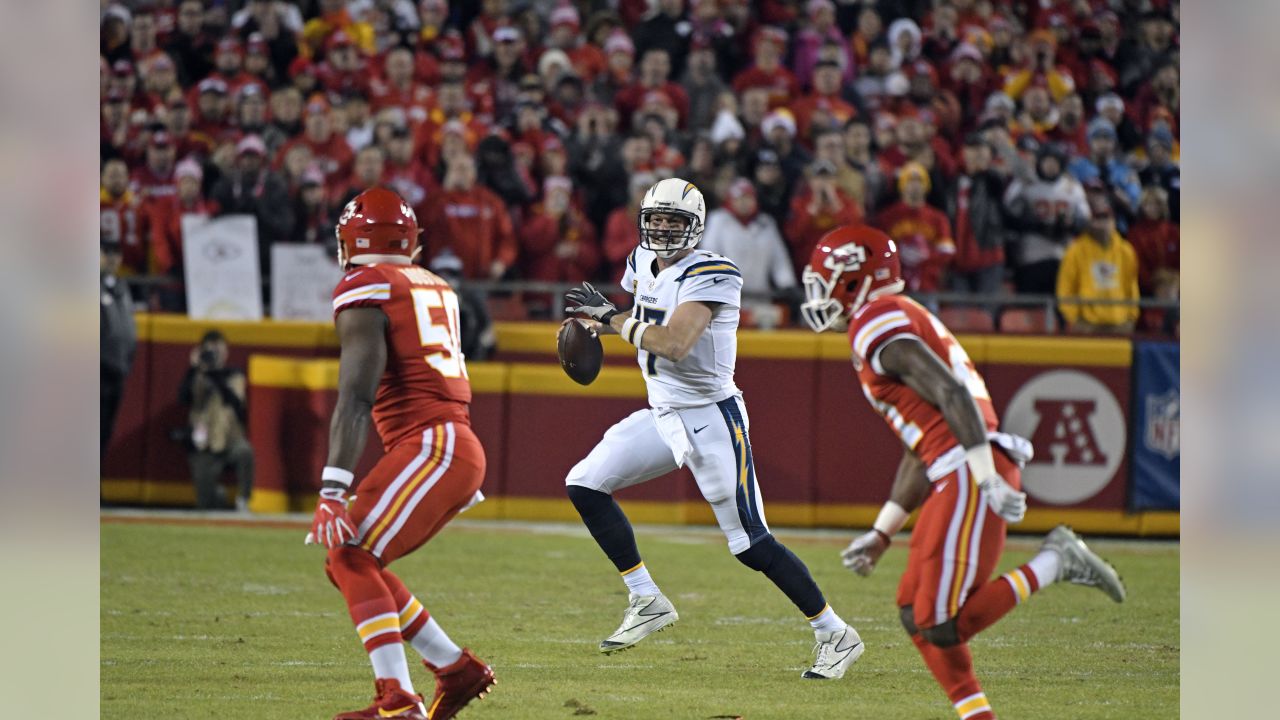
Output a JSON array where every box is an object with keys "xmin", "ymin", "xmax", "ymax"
[
  {"xmin": 1005, "ymin": 569, "xmax": 1031, "ymax": 603},
  {"xmin": 356, "ymin": 615, "xmax": 400, "ymax": 641},
  {"xmin": 398, "ymin": 598, "xmax": 424, "ymax": 626}
]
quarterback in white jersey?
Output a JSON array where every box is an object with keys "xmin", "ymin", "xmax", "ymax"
[{"xmin": 560, "ymin": 178, "xmax": 864, "ymax": 680}]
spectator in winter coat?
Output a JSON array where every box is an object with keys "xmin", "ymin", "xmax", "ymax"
[
  {"xmin": 843, "ymin": 118, "xmax": 883, "ymax": 216},
  {"xmin": 751, "ymin": 149, "xmax": 790, "ymax": 228},
  {"xmin": 701, "ymin": 178, "xmax": 797, "ymax": 326},
  {"xmin": 874, "ymin": 162, "xmax": 955, "ymax": 295},
  {"xmin": 792, "ymin": 0, "xmax": 850, "ymax": 90},
  {"xmin": 947, "ymin": 135, "xmax": 1008, "ymax": 296},
  {"xmin": 1057, "ymin": 195, "xmax": 1139, "ymax": 334},
  {"xmin": 276, "ymin": 94, "xmax": 354, "ymax": 198},
  {"xmin": 100, "ymin": 158, "xmax": 149, "ymax": 275},
  {"xmin": 1138, "ymin": 128, "xmax": 1180, "ymax": 223},
  {"xmin": 210, "ymin": 134, "xmax": 295, "ymax": 270},
  {"xmin": 1004, "ymin": 143, "xmax": 1089, "ymax": 293},
  {"xmin": 1128, "ymin": 186, "xmax": 1179, "ymax": 331},
  {"xmin": 813, "ymin": 129, "xmax": 867, "ymax": 212},
  {"xmin": 785, "ymin": 160, "xmax": 864, "ymax": 272},
  {"xmin": 1068, "ymin": 118, "xmax": 1141, "ymax": 229},
  {"xmin": 419, "ymin": 155, "xmax": 517, "ymax": 280},
  {"xmin": 615, "ymin": 48, "xmax": 690, "ymax": 132},
  {"xmin": 603, "ymin": 172, "xmax": 655, "ymax": 284},
  {"xmin": 289, "ymin": 167, "xmax": 332, "ymax": 246},
  {"xmin": 680, "ymin": 40, "xmax": 729, "ymax": 133},
  {"xmin": 731, "ymin": 27, "xmax": 799, "ymax": 107},
  {"xmin": 792, "ymin": 59, "xmax": 858, "ymax": 146},
  {"xmin": 149, "ymin": 157, "xmax": 213, "ymax": 279},
  {"xmin": 333, "ymin": 145, "xmax": 386, "ymax": 211},
  {"xmin": 519, "ymin": 176, "xmax": 601, "ymax": 287}
]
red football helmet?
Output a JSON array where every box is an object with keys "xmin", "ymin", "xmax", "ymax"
[
  {"xmin": 335, "ymin": 187, "xmax": 421, "ymax": 267},
  {"xmin": 800, "ymin": 224, "xmax": 905, "ymax": 331}
]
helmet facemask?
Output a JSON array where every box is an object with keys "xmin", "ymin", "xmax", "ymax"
[{"xmin": 637, "ymin": 207, "xmax": 701, "ymax": 258}]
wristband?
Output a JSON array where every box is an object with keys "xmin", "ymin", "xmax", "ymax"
[
  {"xmin": 622, "ymin": 317, "xmax": 652, "ymax": 347},
  {"xmin": 321, "ymin": 466, "xmax": 354, "ymax": 488},
  {"xmin": 600, "ymin": 308, "xmax": 621, "ymax": 324},
  {"xmin": 964, "ymin": 444, "xmax": 997, "ymax": 482},
  {"xmin": 872, "ymin": 501, "xmax": 908, "ymax": 538}
]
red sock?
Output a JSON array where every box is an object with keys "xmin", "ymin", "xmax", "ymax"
[
  {"xmin": 327, "ymin": 546, "xmax": 402, "ymax": 652},
  {"xmin": 955, "ymin": 562, "xmax": 1042, "ymax": 641},
  {"xmin": 910, "ymin": 634, "xmax": 996, "ymax": 719},
  {"xmin": 381, "ymin": 568, "xmax": 430, "ymax": 640}
]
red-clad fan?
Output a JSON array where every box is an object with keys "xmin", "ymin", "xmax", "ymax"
[
  {"xmin": 1002, "ymin": 30, "xmax": 1076, "ymax": 103},
  {"xmin": 316, "ymin": 30, "xmax": 372, "ymax": 96},
  {"xmin": 209, "ymin": 36, "xmax": 264, "ymax": 97},
  {"xmin": 873, "ymin": 162, "xmax": 955, "ymax": 293},
  {"xmin": 101, "ymin": 90, "xmax": 134, "ymax": 160},
  {"xmin": 518, "ymin": 176, "xmax": 601, "ymax": 284},
  {"xmin": 312, "ymin": 187, "xmax": 495, "ymax": 720},
  {"xmin": 369, "ymin": 47, "xmax": 435, "ymax": 127},
  {"xmin": 785, "ymin": 160, "xmax": 865, "ymax": 272},
  {"xmin": 333, "ymin": 145, "xmax": 388, "ymax": 212},
  {"xmin": 602, "ymin": 171, "xmax": 654, "ymax": 284},
  {"xmin": 593, "ymin": 30, "xmax": 636, "ymax": 105},
  {"xmin": 614, "ymin": 48, "xmax": 689, "ymax": 132},
  {"xmin": 147, "ymin": 157, "xmax": 213, "ymax": 276},
  {"xmin": 731, "ymin": 27, "xmax": 800, "ymax": 107},
  {"xmin": 798, "ymin": 223, "xmax": 1125, "ymax": 720},
  {"xmin": 136, "ymin": 53, "xmax": 179, "ymax": 113},
  {"xmin": 162, "ymin": 94, "xmax": 213, "ymax": 160},
  {"xmin": 435, "ymin": 31, "xmax": 496, "ymax": 122},
  {"xmin": 791, "ymin": 59, "xmax": 858, "ymax": 146},
  {"xmin": 189, "ymin": 77, "xmax": 234, "ymax": 141},
  {"xmin": 276, "ymin": 94, "xmax": 355, "ymax": 198},
  {"xmin": 942, "ymin": 43, "xmax": 997, "ymax": 135},
  {"xmin": 100, "ymin": 158, "xmax": 150, "ymax": 275},
  {"xmin": 877, "ymin": 112, "xmax": 956, "ymax": 180},
  {"xmin": 383, "ymin": 125, "xmax": 439, "ymax": 220},
  {"xmin": 547, "ymin": 4, "xmax": 607, "ymax": 82},
  {"xmin": 130, "ymin": 129, "xmax": 178, "ymax": 204},
  {"xmin": 418, "ymin": 155, "xmax": 516, "ymax": 280},
  {"xmin": 414, "ymin": 81, "xmax": 486, "ymax": 169}
]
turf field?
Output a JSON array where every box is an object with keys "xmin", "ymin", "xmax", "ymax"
[{"xmin": 101, "ymin": 515, "xmax": 1178, "ymax": 719}]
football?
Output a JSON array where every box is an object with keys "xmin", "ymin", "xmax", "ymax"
[{"xmin": 557, "ymin": 318, "xmax": 603, "ymax": 385}]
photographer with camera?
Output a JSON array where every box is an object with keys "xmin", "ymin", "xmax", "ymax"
[{"xmin": 178, "ymin": 330, "xmax": 255, "ymax": 511}]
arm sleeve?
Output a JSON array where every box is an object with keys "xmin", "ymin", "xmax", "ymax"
[
  {"xmin": 332, "ymin": 267, "xmax": 391, "ymax": 317},
  {"xmin": 677, "ymin": 260, "xmax": 742, "ymax": 308}
]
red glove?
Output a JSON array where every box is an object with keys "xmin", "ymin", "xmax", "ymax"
[{"xmin": 305, "ymin": 487, "xmax": 356, "ymax": 549}]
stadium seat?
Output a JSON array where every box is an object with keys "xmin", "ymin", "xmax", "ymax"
[
  {"xmin": 998, "ymin": 308, "xmax": 1051, "ymax": 333},
  {"xmin": 938, "ymin": 306, "xmax": 995, "ymax": 333}
]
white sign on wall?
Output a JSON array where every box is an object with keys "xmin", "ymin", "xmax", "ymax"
[
  {"xmin": 270, "ymin": 243, "xmax": 344, "ymax": 321},
  {"xmin": 182, "ymin": 214, "xmax": 263, "ymax": 320}
]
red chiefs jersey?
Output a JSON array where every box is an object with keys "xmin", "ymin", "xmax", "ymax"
[
  {"xmin": 848, "ymin": 294, "xmax": 997, "ymax": 468},
  {"xmin": 332, "ymin": 264, "xmax": 472, "ymax": 449}
]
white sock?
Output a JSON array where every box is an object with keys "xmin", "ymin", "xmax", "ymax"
[
  {"xmin": 621, "ymin": 562, "xmax": 661, "ymax": 596},
  {"xmin": 808, "ymin": 605, "xmax": 846, "ymax": 635},
  {"xmin": 368, "ymin": 643, "xmax": 415, "ymax": 694},
  {"xmin": 1027, "ymin": 549, "xmax": 1062, "ymax": 588},
  {"xmin": 409, "ymin": 616, "xmax": 463, "ymax": 668}
]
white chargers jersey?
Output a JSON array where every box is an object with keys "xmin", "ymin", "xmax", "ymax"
[{"xmin": 621, "ymin": 246, "xmax": 742, "ymax": 409}]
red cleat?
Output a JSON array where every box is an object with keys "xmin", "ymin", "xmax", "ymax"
[
  {"xmin": 333, "ymin": 678, "xmax": 427, "ymax": 720},
  {"xmin": 422, "ymin": 649, "xmax": 496, "ymax": 720}
]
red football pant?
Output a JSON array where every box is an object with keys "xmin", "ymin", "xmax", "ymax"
[
  {"xmin": 348, "ymin": 421, "xmax": 486, "ymax": 564},
  {"xmin": 897, "ymin": 449, "xmax": 1024, "ymax": 720},
  {"xmin": 325, "ymin": 421, "xmax": 485, "ymax": 654}
]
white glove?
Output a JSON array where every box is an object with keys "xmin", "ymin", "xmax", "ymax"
[
  {"xmin": 966, "ymin": 444, "xmax": 1026, "ymax": 523},
  {"xmin": 977, "ymin": 475, "xmax": 1026, "ymax": 524},
  {"xmin": 841, "ymin": 530, "xmax": 890, "ymax": 577}
]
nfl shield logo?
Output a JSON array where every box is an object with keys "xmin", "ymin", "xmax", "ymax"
[{"xmin": 1144, "ymin": 389, "xmax": 1180, "ymax": 460}]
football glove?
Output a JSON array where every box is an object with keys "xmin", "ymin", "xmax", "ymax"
[
  {"xmin": 841, "ymin": 530, "xmax": 890, "ymax": 577},
  {"xmin": 977, "ymin": 475, "xmax": 1027, "ymax": 524},
  {"xmin": 305, "ymin": 487, "xmax": 356, "ymax": 549},
  {"xmin": 565, "ymin": 281, "xmax": 620, "ymax": 323}
]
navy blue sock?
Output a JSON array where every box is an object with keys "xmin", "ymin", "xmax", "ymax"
[
  {"xmin": 567, "ymin": 485, "xmax": 642, "ymax": 573},
  {"xmin": 735, "ymin": 535, "xmax": 828, "ymax": 618}
]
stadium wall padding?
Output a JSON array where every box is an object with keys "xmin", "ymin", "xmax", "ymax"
[{"xmin": 101, "ymin": 314, "xmax": 1179, "ymax": 536}]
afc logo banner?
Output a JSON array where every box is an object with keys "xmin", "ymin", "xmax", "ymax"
[{"xmin": 1001, "ymin": 370, "xmax": 1126, "ymax": 506}]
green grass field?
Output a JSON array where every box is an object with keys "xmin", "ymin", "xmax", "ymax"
[{"xmin": 101, "ymin": 517, "xmax": 1178, "ymax": 719}]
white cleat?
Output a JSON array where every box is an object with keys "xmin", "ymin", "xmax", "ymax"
[
  {"xmin": 598, "ymin": 593, "xmax": 678, "ymax": 654},
  {"xmin": 1042, "ymin": 525, "xmax": 1127, "ymax": 603},
  {"xmin": 803, "ymin": 624, "xmax": 864, "ymax": 679}
]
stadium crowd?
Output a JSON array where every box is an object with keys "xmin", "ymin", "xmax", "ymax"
[{"xmin": 99, "ymin": 0, "xmax": 1179, "ymax": 334}]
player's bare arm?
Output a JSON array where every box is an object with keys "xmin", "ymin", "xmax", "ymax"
[
  {"xmin": 609, "ymin": 300, "xmax": 712, "ymax": 362},
  {"xmin": 877, "ymin": 338, "xmax": 1026, "ymax": 523},
  {"xmin": 565, "ymin": 282, "xmax": 714, "ymax": 362},
  {"xmin": 842, "ymin": 449, "xmax": 929, "ymax": 576},
  {"xmin": 325, "ymin": 307, "xmax": 389, "ymax": 484}
]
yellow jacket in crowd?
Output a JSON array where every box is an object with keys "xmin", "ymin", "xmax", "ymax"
[{"xmin": 1057, "ymin": 230, "xmax": 1140, "ymax": 329}]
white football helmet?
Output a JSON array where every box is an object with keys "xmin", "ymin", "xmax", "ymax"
[{"xmin": 637, "ymin": 177, "xmax": 706, "ymax": 258}]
